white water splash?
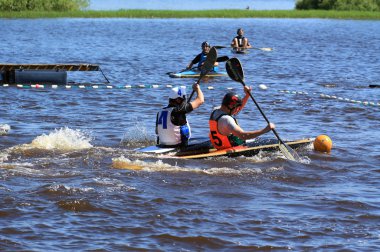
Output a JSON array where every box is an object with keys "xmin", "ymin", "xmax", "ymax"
[
  {"xmin": 30, "ymin": 127, "xmax": 93, "ymax": 151},
  {"xmin": 120, "ymin": 124, "xmax": 155, "ymax": 147},
  {"xmin": 0, "ymin": 124, "xmax": 10, "ymax": 135}
]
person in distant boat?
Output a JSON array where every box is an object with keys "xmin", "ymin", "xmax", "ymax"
[
  {"xmin": 186, "ymin": 41, "xmax": 229, "ymax": 71},
  {"xmin": 209, "ymin": 86, "xmax": 275, "ymax": 150},
  {"xmin": 156, "ymin": 83, "xmax": 204, "ymax": 148},
  {"xmin": 231, "ymin": 28, "xmax": 252, "ymax": 51}
]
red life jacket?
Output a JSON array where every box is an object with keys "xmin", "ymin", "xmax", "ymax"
[{"xmin": 209, "ymin": 110, "xmax": 243, "ymax": 150}]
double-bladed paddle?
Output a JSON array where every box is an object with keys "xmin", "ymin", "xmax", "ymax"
[
  {"xmin": 188, "ymin": 46, "xmax": 217, "ymax": 101},
  {"xmin": 225, "ymin": 57, "xmax": 301, "ymax": 162},
  {"xmin": 215, "ymin": 45, "xmax": 273, "ymax": 52}
]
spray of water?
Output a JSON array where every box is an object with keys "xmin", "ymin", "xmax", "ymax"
[{"xmin": 30, "ymin": 127, "xmax": 93, "ymax": 151}]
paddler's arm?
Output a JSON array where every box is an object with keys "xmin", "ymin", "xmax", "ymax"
[
  {"xmin": 231, "ymin": 38, "xmax": 238, "ymax": 48},
  {"xmin": 187, "ymin": 54, "xmax": 201, "ymax": 69},
  {"xmin": 189, "ymin": 83, "xmax": 204, "ymax": 110},
  {"xmin": 231, "ymin": 123, "xmax": 275, "ymax": 141},
  {"xmin": 244, "ymin": 38, "xmax": 252, "ymax": 49},
  {"xmin": 235, "ymin": 85, "xmax": 251, "ymax": 114}
]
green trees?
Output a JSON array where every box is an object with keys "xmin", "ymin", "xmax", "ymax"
[
  {"xmin": 296, "ymin": 0, "xmax": 380, "ymax": 11},
  {"xmin": 0, "ymin": 0, "xmax": 90, "ymax": 11}
]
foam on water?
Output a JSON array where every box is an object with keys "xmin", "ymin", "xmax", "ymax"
[
  {"xmin": 0, "ymin": 124, "xmax": 10, "ymax": 135},
  {"xmin": 112, "ymin": 156, "xmax": 265, "ymax": 176},
  {"xmin": 30, "ymin": 127, "xmax": 93, "ymax": 151}
]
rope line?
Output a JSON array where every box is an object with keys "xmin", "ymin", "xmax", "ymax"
[
  {"xmin": 1, "ymin": 84, "xmax": 378, "ymax": 107},
  {"xmin": 279, "ymin": 90, "xmax": 379, "ymax": 107}
]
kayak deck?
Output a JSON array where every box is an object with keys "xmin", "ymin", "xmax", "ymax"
[
  {"xmin": 177, "ymin": 138, "xmax": 313, "ymax": 159},
  {"xmin": 136, "ymin": 138, "xmax": 314, "ymax": 159}
]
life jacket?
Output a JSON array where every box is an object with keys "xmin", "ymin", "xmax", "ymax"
[
  {"xmin": 209, "ymin": 110, "xmax": 244, "ymax": 150},
  {"xmin": 197, "ymin": 52, "xmax": 208, "ymax": 69},
  {"xmin": 235, "ymin": 35, "xmax": 246, "ymax": 47},
  {"xmin": 156, "ymin": 107, "xmax": 191, "ymax": 147}
]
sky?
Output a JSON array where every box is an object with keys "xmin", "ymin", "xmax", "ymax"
[{"xmin": 88, "ymin": 0, "xmax": 296, "ymax": 10}]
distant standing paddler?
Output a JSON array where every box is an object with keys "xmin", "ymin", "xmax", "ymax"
[{"xmin": 231, "ymin": 28, "xmax": 252, "ymax": 51}]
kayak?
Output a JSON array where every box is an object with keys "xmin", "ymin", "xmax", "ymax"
[
  {"xmin": 231, "ymin": 48, "xmax": 249, "ymax": 54},
  {"xmin": 168, "ymin": 68, "xmax": 227, "ymax": 78},
  {"xmin": 136, "ymin": 138, "xmax": 314, "ymax": 159}
]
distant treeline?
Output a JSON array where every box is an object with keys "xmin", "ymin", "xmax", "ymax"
[
  {"xmin": 0, "ymin": 0, "xmax": 89, "ymax": 11},
  {"xmin": 296, "ymin": 0, "xmax": 380, "ymax": 11}
]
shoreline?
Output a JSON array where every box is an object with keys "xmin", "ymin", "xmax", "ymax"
[{"xmin": 1, "ymin": 9, "xmax": 380, "ymax": 20}]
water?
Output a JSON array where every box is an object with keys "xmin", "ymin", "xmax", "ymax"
[
  {"xmin": 1, "ymin": 18, "xmax": 380, "ymax": 250},
  {"xmin": 89, "ymin": 0, "xmax": 296, "ymax": 10}
]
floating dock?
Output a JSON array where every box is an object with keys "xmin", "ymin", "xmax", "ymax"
[{"xmin": 0, "ymin": 63, "xmax": 103, "ymax": 85}]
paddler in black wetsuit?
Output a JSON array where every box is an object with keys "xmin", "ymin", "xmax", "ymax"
[
  {"xmin": 186, "ymin": 41, "xmax": 229, "ymax": 71},
  {"xmin": 231, "ymin": 28, "xmax": 252, "ymax": 51}
]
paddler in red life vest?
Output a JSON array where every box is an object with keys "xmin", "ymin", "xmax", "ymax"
[
  {"xmin": 156, "ymin": 84, "xmax": 204, "ymax": 148},
  {"xmin": 231, "ymin": 28, "xmax": 252, "ymax": 51},
  {"xmin": 209, "ymin": 86, "xmax": 275, "ymax": 150}
]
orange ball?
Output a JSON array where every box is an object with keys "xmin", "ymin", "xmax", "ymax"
[{"xmin": 314, "ymin": 135, "xmax": 333, "ymax": 153}]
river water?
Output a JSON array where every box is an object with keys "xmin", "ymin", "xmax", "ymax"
[
  {"xmin": 1, "ymin": 18, "xmax": 379, "ymax": 251},
  {"xmin": 89, "ymin": 0, "xmax": 296, "ymax": 10}
]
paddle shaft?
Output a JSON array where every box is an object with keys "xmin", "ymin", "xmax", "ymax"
[
  {"xmin": 188, "ymin": 75, "xmax": 204, "ymax": 101},
  {"xmin": 239, "ymin": 80, "xmax": 285, "ymax": 145}
]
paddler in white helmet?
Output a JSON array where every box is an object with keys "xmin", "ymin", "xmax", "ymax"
[{"xmin": 156, "ymin": 83, "xmax": 204, "ymax": 148}]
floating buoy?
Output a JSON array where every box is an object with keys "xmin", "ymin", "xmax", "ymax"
[
  {"xmin": 259, "ymin": 84, "xmax": 268, "ymax": 90},
  {"xmin": 313, "ymin": 135, "xmax": 333, "ymax": 153}
]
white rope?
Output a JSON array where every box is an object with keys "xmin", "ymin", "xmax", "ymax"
[{"xmin": 1, "ymin": 84, "xmax": 378, "ymax": 108}]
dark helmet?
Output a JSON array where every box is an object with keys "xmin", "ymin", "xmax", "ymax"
[
  {"xmin": 222, "ymin": 92, "xmax": 242, "ymax": 109},
  {"xmin": 201, "ymin": 41, "xmax": 210, "ymax": 48}
]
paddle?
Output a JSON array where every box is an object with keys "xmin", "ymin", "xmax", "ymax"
[
  {"xmin": 215, "ymin": 45, "xmax": 273, "ymax": 51},
  {"xmin": 188, "ymin": 46, "xmax": 217, "ymax": 101},
  {"xmin": 217, "ymin": 56, "xmax": 229, "ymax": 62},
  {"xmin": 225, "ymin": 57, "xmax": 301, "ymax": 162}
]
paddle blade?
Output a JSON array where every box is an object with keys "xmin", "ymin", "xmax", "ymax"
[
  {"xmin": 199, "ymin": 46, "xmax": 217, "ymax": 79},
  {"xmin": 252, "ymin": 47, "xmax": 273, "ymax": 51},
  {"xmin": 278, "ymin": 141, "xmax": 301, "ymax": 162},
  {"xmin": 189, "ymin": 47, "xmax": 217, "ymax": 101},
  {"xmin": 260, "ymin": 47, "xmax": 273, "ymax": 51},
  {"xmin": 226, "ymin": 57, "xmax": 244, "ymax": 83}
]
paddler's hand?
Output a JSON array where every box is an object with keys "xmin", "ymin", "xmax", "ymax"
[
  {"xmin": 264, "ymin": 123, "xmax": 276, "ymax": 133},
  {"xmin": 192, "ymin": 83, "xmax": 200, "ymax": 91},
  {"xmin": 243, "ymin": 85, "xmax": 252, "ymax": 95}
]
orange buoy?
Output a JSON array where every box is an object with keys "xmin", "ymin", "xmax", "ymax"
[{"xmin": 313, "ymin": 135, "xmax": 333, "ymax": 153}]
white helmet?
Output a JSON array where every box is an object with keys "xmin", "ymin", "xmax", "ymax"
[{"xmin": 169, "ymin": 86, "xmax": 187, "ymax": 99}]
